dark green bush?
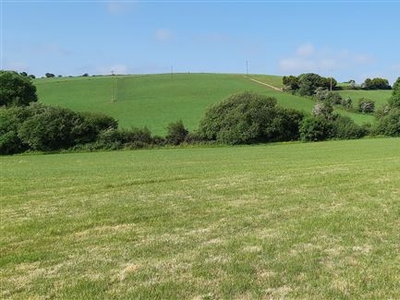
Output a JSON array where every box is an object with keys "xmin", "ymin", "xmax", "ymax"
[
  {"xmin": 0, "ymin": 106, "xmax": 31, "ymax": 154},
  {"xmin": 166, "ymin": 120, "xmax": 189, "ymax": 145},
  {"xmin": 300, "ymin": 116, "xmax": 334, "ymax": 142},
  {"xmin": 1, "ymin": 103, "xmax": 118, "ymax": 153},
  {"xmin": 96, "ymin": 128, "xmax": 124, "ymax": 150},
  {"xmin": 301, "ymin": 104, "xmax": 367, "ymax": 142},
  {"xmin": 199, "ymin": 91, "xmax": 304, "ymax": 145},
  {"xmin": 375, "ymin": 108, "xmax": 400, "ymax": 137},
  {"xmin": 388, "ymin": 77, "xmax": 400, "ymax": 108},
  {"xmin": 18, "ymin": 105, "xmax": 86, "ymax": 151},
  {"xmin": 122, "ymin": 127, "xmax": 153, "ymax": 149},
  {"xmin": 332, "ymin": 115, "xmax": 366, "ymax": 139},
  {"xmin": 95, "ymin": 127, "xmax": 155, "ymax": 150}
]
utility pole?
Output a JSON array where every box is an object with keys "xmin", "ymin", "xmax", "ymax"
[
  {"xmin": 246, "ymin": 60, "xmax": 249, "ymax": 77},
  {"xmin": 171, "ymin": 65, "xmax": 173, "ymax": 81}
]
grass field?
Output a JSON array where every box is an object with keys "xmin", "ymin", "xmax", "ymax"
[
  {"xmin": 1, "ymin": 138, "xmax": 400, "ymax": 299},
  {"xmin": 34, "ymin": 74, "xmax": 381, "ymax": 135},
  {"xmin": 338, "ymin": 89, "xmax": 392, "ymax": 108}
]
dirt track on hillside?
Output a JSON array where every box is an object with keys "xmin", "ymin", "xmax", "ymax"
[{"xmin": 248, "ymin": 77, "xmax": 283, "ymax": 92}]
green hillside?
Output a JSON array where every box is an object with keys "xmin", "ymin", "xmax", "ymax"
[
  {"xmin": 338, "ymin": 89, "xmax": 392, "ymax": 108},
  {"xmin": 35, "ymin": 73, "xmax": 381, "ymax": 135}
]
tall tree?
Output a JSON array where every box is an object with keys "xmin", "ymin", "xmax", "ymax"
[
  {"xmin": 362, "ymin": 77, "xmax": 391, "ymax": 90},
  {"xmin": 0, "ymin": 71, "xmax": 38, "ymax": 107}
]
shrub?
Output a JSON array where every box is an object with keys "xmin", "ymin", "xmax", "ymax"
[
  {"xmin": 72, "ymin": 112, "xmax": 118, "ymax": 145},
  {"xmin": 198, "ymin": 91, "xmax": 304, "ymax": 145},
  {"xmin": 341, "ymin": 97, "xmax": 353, "ymax": 109},
  {"xmin": 0, "ymin": 106, "xmax": 34, "ymax": 154},
  {"xmin": 18, "ymin": 105, "xmax": 84, "ymax": 151},
  {"xmin": 96, "ymin": 128, "xmax": 124, "ymax": 150},
  {"xmin": 375, "ymin": 108, "xmax": 400, "ymax": 137},
  {"xmin": 300, "ymin": 116, "xmax": 334, "ymax": 142},
  {"xmin": 332, "ymin": 115, "xmax": 366, "ymax": 139},
  {"xmin": 329, "ymin": 92, "xmax": 343, "ymax": 105},
  {"xmin": 122, "ymin": 127, "xmax": 153, "ymax": 148},
  {"xmin": 96, "ymin": 127, "xmax": 154, "ymax": 150},
  {"xmin": 166, "ymin": 120, "xmax": 189, "ymax": 145},
  {"xmin": 312, "ymin": 102, "xmax": 334, "ymax": 119},
  {"xmin": 388, "ymin": 77, "xmax": 400, "ymax": 108},
  {"xmin": 358, "ymin": 98, "xmax": 375, "ymax": 113},
  {"xmin": 314, "ymin": 88, "xmax": 330, "ymax": 101},
  {"xmin": 16, "ymin": 104, "xmax": 118, "ymax": 152}
]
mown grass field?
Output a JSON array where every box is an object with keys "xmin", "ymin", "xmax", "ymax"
[
  {"xmin": 1, "ymin": 138, "xmax": 400, "ymax": 299},
  {"xmin": 34, "ymin": 74, "xmax": 382, "ymax": 135}
]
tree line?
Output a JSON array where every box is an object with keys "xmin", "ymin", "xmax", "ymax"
[
  {"xmin": 1, "ymin": 70, "xmax": 399, "ymax": 155},
  {"xmin": 283, "ymin": 73, "xmax": 392, "ymax": 94}
]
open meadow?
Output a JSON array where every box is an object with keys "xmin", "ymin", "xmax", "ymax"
[
  {"xmin": 338, "ymin": 89, "xmax": 392, "ymax": 108},
  {"xmin": 1, "ymin": 138, "xmax": 400, "ymax": 299},
  {"xmin": 35, "ymin": 74, "xmax": 380, "ymax": 135}
]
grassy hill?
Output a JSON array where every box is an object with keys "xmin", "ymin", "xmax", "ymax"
[
  {"xmin": 35, "ymin": 73, "xmax": 386, "ymax": 135},
  {"xmin": 2, "ymin": 138, "xmax": 400, "ymax": 298},
  {"xmin": 338, "ymin": 89, "xmax": 392, "ymax": 107}
]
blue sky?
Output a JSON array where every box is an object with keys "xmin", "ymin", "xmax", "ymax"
[{"xmin": 1, "ymin": 0, "xmax": 399, "ymax": 84}]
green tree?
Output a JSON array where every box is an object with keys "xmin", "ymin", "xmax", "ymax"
[
  {"xmin": 0, "ymin": 71, "xmax": 38, "ymax": 107},
  {"xmin": 388, "ymin": 77, "xmax": 400, "ymax": 108},
  {"xmin": 282, "ymin": 75, "xmax": 299, "ymax": 92},
  {"xmin": 282, "ymin": 74, "xmax": 337, "ymax": 96},
  {"xmin": 362, "ymin": 77, "xmax": 391, "ymax": 90},
  {"xmin": 297, "ymin": 73, "xmax": 335, "ymax": 96},
  {"xmin": 375, "ymin": 108, "xmax": 400, "ymax": 137},
  {"xmin": 374, "ymin": 78, "xmax": 400, "ymax": 136}
]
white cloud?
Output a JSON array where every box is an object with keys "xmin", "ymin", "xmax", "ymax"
[
  {"xmin": 154, "ymin": 29, "xmax": 173, "ymax": 42},
  {"xmin": 279, "ymin": 58, "xmax": 316, "ymax": 73},
  {"xmin": 296, "ymin": 43, "xmax": 314, "ymax": 57},
  {"xmin": 107, "ymin": 0, "xmax": 135, "ymax": 14},
  {"xmin": 354, "ymin": 54, "xmax": 374, "ymax": 64},
  {"xmin": 279, "ymin": 44, "xmax": 374, "ymax": 75}
]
